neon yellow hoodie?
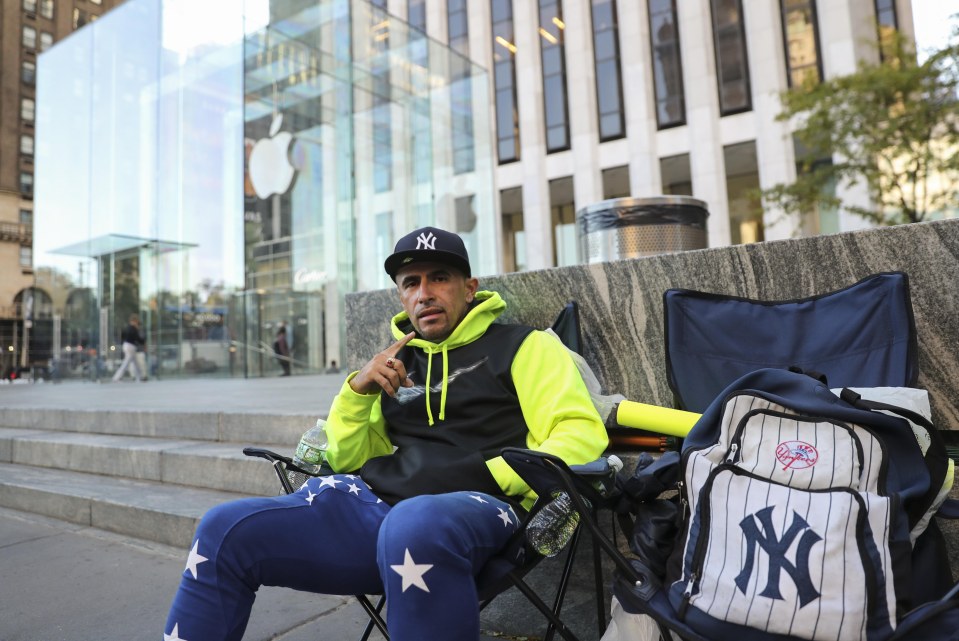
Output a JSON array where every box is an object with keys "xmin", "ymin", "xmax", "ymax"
[{"xmin": 324, "ymin": 291, "xmax": 608, "ymax": 507}]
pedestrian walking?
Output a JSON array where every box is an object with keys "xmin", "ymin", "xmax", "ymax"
[{"xmin": 112, "ymin": 313, "xmax": 146, "ymax": 382}]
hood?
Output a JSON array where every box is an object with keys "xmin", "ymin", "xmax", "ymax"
[
  {"xmin": 387, "ymin": 290, "xmax": 506, "ymax": 425},
  {"xmin": 389, "ymin": 290, "xmax": 505, "ymax": 348}
]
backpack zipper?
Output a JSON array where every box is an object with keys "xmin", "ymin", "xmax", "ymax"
[{"xmin": 678, "ymin": 463, "xmax": 882, "ymax": 625}]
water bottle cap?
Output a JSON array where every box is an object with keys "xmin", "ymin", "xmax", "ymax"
[{"xmin": 607, "ymin": 454, "xmax": 624, "ymax": 473}]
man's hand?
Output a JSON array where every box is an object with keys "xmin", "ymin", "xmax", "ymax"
[{"xmin": 349, "ymin": 332, "xmax": 416, "ymax": 396}]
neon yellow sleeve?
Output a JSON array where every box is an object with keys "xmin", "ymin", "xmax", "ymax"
[
  {"xmin": 323, "ymin": 373, "xmax": 394, "ymax": 473},
  {"xmin": 485, "ymin": 330, "xmax": 609, "ymax": 500}
]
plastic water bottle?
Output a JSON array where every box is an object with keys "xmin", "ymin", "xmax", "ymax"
[
  {"xmin": 526, "ymin": 492, "xmax": 586, "ymax": 557},
  {"xmin": 293, "ymin": 419, "xmax": 327, "ymax": 474}
]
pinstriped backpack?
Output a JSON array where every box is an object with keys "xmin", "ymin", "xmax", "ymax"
[{"xmin": 663, "ymin": 367, "xmax": 955, "ymax": 641}]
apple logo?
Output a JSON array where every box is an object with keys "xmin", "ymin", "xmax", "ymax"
[{"xmin": 248, "ymin": 114, "xmax": 297, "ymax": 199}]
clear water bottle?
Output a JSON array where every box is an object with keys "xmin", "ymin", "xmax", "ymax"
[
  {"xmin": 292, "ymin": 419, "xmax": 327, "ymax": 475},
  {"xmin": 526, "ymin": 492, "xmax": 587, "ymax": 557}
]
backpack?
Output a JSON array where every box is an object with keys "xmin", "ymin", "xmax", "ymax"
[{"xmin": 639, "ymin": 367, "xmax": 954, "ymax": 641}]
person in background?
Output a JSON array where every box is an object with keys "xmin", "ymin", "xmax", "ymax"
[
  {"xmin": 112, "ymin": 313, "xmax": 146, "ymax": 383},
  {"xmin": 273, "ymin": 325, "xmax": 291, "ymax": 376},
  {"xmin": 163, "ymin": 226, "xmax": 608, "ymax": 640}
]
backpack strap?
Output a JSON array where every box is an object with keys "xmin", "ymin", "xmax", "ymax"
[{"xmin": 840, "ymin": 388, "xmax": 952, "ymax": 525}]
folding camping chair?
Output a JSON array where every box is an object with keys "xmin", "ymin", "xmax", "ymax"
[
  {"xmin": 663, "ymin": 271, "xmax": 919, "ymax": 413},
  {"xmin": 243, "ymin": 301, "xmax": 617, "ymax": 641},
  {"xmin": 507, "ymin": 272, "xmax": 942, "ymax": 641}
]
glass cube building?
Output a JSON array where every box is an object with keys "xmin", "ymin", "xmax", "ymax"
[{"xmin": 33, "ymin": 0, "xmax": 495, "ymax": 379}]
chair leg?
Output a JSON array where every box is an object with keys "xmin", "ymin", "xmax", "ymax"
[
  {"xmin": 591, "ymin": 514, "xmax": 607, "ymax": 637},
  {"xmin": 506, "ymin": 570, "xmax": 581, "ymax": 641},
  {"xmin": 542, "ymin": 525, "xmax": 583, "ymax": 641},
  {"xmin": 355, "ymin": 594, "xmax": 388, "ymax": 640}
]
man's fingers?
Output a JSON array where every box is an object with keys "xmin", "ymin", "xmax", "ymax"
[{"xmin": 384, "ymin": 331, "xmax": 416, "ymax": 357}]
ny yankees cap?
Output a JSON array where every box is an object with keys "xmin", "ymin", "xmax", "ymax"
[{"xmin": 384, "ymin": 226, "xmax": 471, "ymax": 280}]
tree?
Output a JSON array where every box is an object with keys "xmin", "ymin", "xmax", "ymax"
[{"xmin": 762, "ymin": 31, "xmax": 959, "ymax": 227}]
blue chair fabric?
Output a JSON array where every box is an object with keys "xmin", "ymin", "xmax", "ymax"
[{"xmin": 663, "ymin": 271, "xmax": 919, "ymax": 413}]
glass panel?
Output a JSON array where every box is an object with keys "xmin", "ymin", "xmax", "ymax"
[
  {"xmin": 492, "ymin": 0, "xmax": 519, "ymax": 163},
  {"xmin": 724, "ymin": 141, "xmax": 764, "ymax": 244},
  {"xmin": 549, "ymin": 177, "xmax": 576, "ymax": 266},
  {"xmin": 22, "ymin": 61, "xmax": 36, "ymax": 85},
  {"xmin": 874, "ymin": 0, "xmax": 898, "ymax": 61},
  {"xmin": 591, "ymin": 0, "xmax": 624, "ymax": 140},
  {"xmin": 781, "ymin": 0, "xmax": 822, "ymax": 86},
  {"xmin": 649, "ymin": 0, "xmax": 685, "ymax": 127},
  {"xmin": 501, "ymin": 187, "xmax": 525, "ymax": 272},
  {"xmin": 602, "ymin": 165, "xmax": 630, "ymax": 199},
  {"xmin": 711, "ymin": 0, "xmax": 751, "ymax": 114},
  {"xmin": 539, "ymin": 0, "xmax": 569, "ymax": 152},
  {"xmin": 34, "ymin": 0, "xmax": 496, "ymax": 377},
  {"xmin": 661, "ymin": 153, "xmax": 693, "ymax": 195}
]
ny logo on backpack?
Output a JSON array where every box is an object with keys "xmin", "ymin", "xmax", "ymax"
[{"xmin": 668, "ymin": 368, "xmax": 953, "ymax": 641}]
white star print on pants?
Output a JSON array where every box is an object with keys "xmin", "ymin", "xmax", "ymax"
[{"xmin": 164, "ymin": 475, "xmax": 519, "ymax": 641}]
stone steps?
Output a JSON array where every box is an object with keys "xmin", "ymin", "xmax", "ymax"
[{"xmin": 0, "ymin": 409, "xmax": 312, "ymax": 548}]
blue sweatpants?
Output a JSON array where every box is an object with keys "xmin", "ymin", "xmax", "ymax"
[{"xmin": 163, "ymin": 474, "xmax": 521, "ymax": 641}]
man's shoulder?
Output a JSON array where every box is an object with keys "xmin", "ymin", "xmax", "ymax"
[{"xmin": 486, "ymin": 322, "xmax": 536, "ymax": 339}]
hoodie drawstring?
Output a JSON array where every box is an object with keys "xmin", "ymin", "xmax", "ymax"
[
  {"xmin": 422, "ymin": 345, "xmax": 450, "ymax": 426},
  {"xmin": 439, "ymin": 343, "xmax": 448, "ymax": 421}
]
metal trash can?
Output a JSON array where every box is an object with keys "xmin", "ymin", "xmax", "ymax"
[{"xmin": 577, "ymin": 196, "xmax": 709, "ymax": 263}]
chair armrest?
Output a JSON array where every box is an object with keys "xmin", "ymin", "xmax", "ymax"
[{"xmin": 501, "ymin": 447, "xmax": 646, "ymax": 586}]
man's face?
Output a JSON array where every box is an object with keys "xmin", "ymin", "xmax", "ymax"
[{"xmin": 395, "ymin": 262, "xmax": 478, "ymax": 342}]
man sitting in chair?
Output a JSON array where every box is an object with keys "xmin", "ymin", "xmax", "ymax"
[{"xmin": 164, "ymin": 227, "xmax": 608, "ymax": 641}]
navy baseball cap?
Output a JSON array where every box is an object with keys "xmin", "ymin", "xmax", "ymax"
[{"xmin": 384, "ymin": 227, "xmax": 471, "ymax": 279}]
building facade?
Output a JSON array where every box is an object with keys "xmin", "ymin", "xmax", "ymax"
[
  {"xmin": 0, "ymin": 0, "xmax": 123, "ymax": 378},
  {"xmin": 32, "ymin": 0, "xmax": 495, "ymax": 380},
  {"xmin": 376, "ymin": 0, "xmax": 917, "ymax": 271},
  {"xmin": 27, "ymin": 0, "xmax": 928, "ymax": 380}
]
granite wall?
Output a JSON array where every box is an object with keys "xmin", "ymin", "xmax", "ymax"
[{"xmin": 346, "ymin": 218, "xmax": 959, "ymax": 429}]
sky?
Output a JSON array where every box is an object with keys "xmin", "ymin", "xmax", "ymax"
[{"xmin": 912, "ymin": 0, "xmax": 959, "ymax": 60}]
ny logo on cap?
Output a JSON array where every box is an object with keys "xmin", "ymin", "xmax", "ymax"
[{"xmin": 416, "ymin": 232, "xmax": 437, "ymax": 250}]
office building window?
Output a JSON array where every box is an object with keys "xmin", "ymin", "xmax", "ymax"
[
  {"xmin": 40, "ymin": 0, "xmax": 53, "ymax": 19},
  {"xmin": 649, "ymin": 0, "xmax": 685, "ymax": 128},
  {"xmin": 448, "ymin": 0, "xmax": 469, "ymax": 56},
  {"xmin": 493, "ymin": 0, "xmax": 519, "ymax": 163},
  {"xmin": 21, "ymin": 135, "xmax": 34, "ymax": 156},
  {"xmin": 408, "ymin": 0, "xmax": 426, "ymax": 32},
  {"xmin": 794, "ymin": 136, "xmax": 838, "ymax": 235},
  {"xmin": 449, "ymin": 0, "xmax": 474, "ymax": 173},
  {"xmin": 710, "ymin": 0, "xmax": 751, "ymax": 115},
  {"xmin": 780, "ymin": 0, "xmax": 822, "ymax": 87},
  {"xmin": 20, "ymin": 209, "xmax": 33, "ymax": 225},
  {"xmin": 22, "ymin": 61, "xmax": 36, "ymax": 85},
  {"xmin": 661, "ymin": 153, "xmax": 693, "ymax": 195},
  {"xmin": 724, "ymin": 141, "xmax": 764, "ymax": 244},
  {"xmin": 73, "ymin": 8, "xmax": 90, "ymax": 29},
  {"xmin": 20, "ymin": 172, "xmax": 34, "ymax": 197},
  {"xmin": 22, "ymin": 98, "xmax": 36, "ymax": 122},
  {"xmin": 550, "ymin": 177, "xmax": 577, "ymax": 266},
  {"xmin": 370, "ymin": 0, "xmax": 386, "ymax": 6},
  {"xmin": 40, "ymin": 31, "xmax": 53, "ymax": 51},
  {"xmin": 875, "ymin": 0, "xmax": 898, "ymax": 61},
  {"xmin": 539, "ymin": 0, "xmax": 570, "ymax": 152},
  {"xmin": 602, "ymin": 165, "xmax": 630, "ymax": 199},
  {"xmin": 370, "ymin": 7, "xmax": 392, "ymax": 193},
  {"xmin": 408, "ymin": 0, "xmax": 431, "ymax": 184},
  {"xmin": 591, "ymin": 0, "xmax": 625, "ymax": 140},
  {"xmin": 501, "ymin": 187, "xmax": 525, "ymax": 272},
  {"xmin": 20, "ymin": 246, "xmax": 33, "ymax": 268},
  {"xmin": 23, "ymin": 26, "xmax": 37, "ymax": 49},
  {"xmin": 91, "ymin": 0, "xmax": 102, "ymax": 4},
  {"xmin": 23, "ymin": 0, "xmax": 37, "ymax": 13}
]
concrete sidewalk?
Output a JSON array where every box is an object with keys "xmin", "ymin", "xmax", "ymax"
[
  {"xmin": 0, "ymin": 373, "xmax": 347, "ymax": 416},
  {"xmin": 0, "ymin": 506, "xmax": 376, "ymax": 641},
  {"xmin": 0, "ymin": 375, "xmax": 599, "ymax": 640}
]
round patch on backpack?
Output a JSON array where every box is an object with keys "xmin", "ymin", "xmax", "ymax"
[{"xmin": 775, "ymin": 440, "xmax": 819, "ymax": 470}]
